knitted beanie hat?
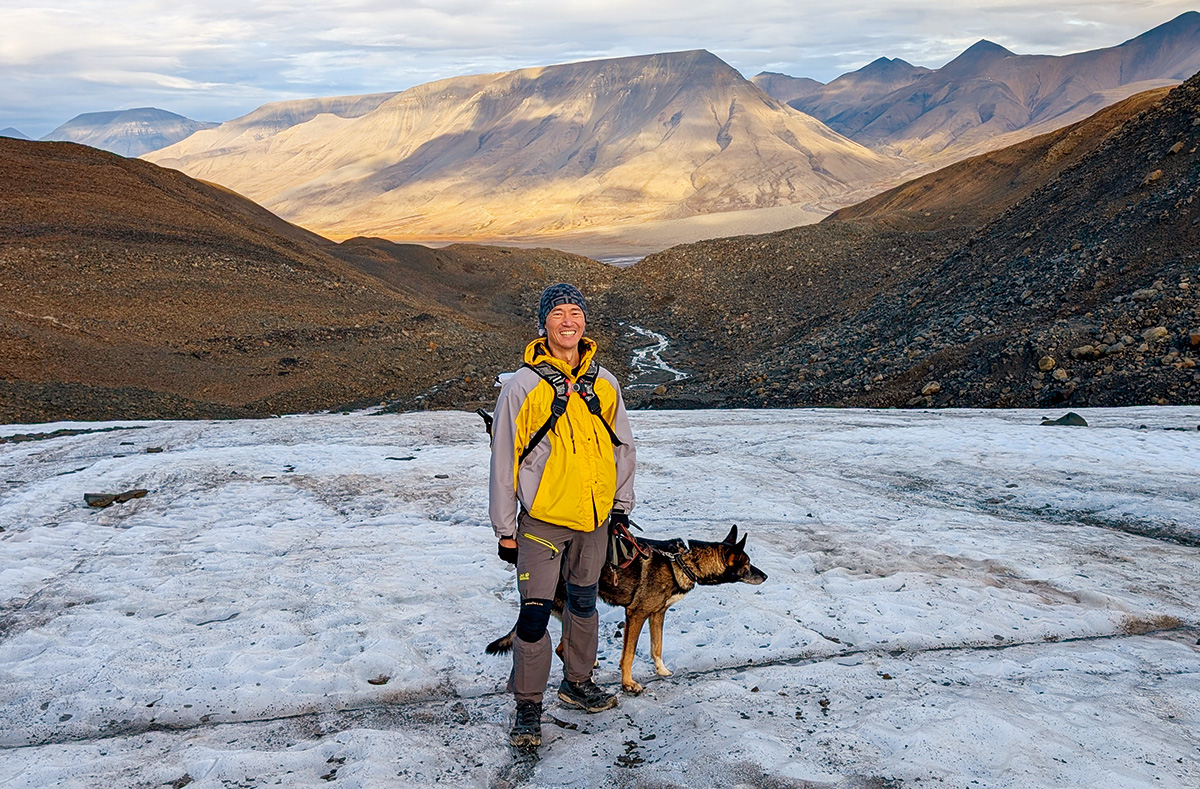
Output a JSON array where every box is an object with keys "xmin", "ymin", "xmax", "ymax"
[{"xmin": 537, "ymin": 283, "xmax": 588, "ymax": 334}]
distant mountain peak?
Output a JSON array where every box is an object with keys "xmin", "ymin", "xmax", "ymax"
[
  {"xmin": 959, "ymin": 39, "xmax": 1015, "ymax": 59},
  {"xmin": 1125, "ymin": 9, "xmax": 1200, "ymax": 44},
  {"xmin": 864, "ymin": 56, "xmax": 911, "ymax": 70},
  {"xmin": 52, "ymin": 107, "xmax": 200, "ymax": 127},
  {"xmin": 1149, "ymin": 9, "xmax": 1200, "ymax": 29},
  {"xmin": 0, "ymin": 127, "xmax": 30, "ymax": 140},
  {"xmin": 938, "ymin": 39, "xmax": 1015, "ymax": 74},
  {"xmin": 42, "ymin": 107, "xmax": 218, "ymax": 157},
  {"xmin": 562, "ymin": 48, "xmax": 722, "ymax": 69},
  {"xmin": 851, "ymin": 56, "xmax": 927, "ymax": 80},
  {"xmin": 511, "ymin": 49, "xmax": 745, "ymax": 89},
  {"xmin": 749, "ymin": 72, "xmax": 826, "ymax": 103}
]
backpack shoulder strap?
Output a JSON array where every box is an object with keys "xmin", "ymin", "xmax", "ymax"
[
  {"xmin": 574, "ymin": 365, "xmax": 624, "ymax": 448},
  {"xmin": 517, "ymin": 362, "xmax": 570, "ymax": 464},
  {"xmin": 517, "ymin": 360, "xmax": 624, "ymax": 464}
]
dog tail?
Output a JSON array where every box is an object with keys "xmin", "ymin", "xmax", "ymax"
[{"xmin": 486, "ymin": 627, "xmax": 516, "ymax": 655}]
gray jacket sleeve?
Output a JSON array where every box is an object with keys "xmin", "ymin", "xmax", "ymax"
[
  {"xmin": 605, "ymin": 369, "xmax": 637, "ymax": 515},
  {"xmin": 488, "ymin": 374, "xmax": 527, "ymax": 540}
]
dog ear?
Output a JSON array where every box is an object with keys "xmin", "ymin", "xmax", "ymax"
[
  {"xmin": 723, "ymin": 524, "xmax": 738, "ymax": 544},
  {"xmin": 736, "ymin": 534, "xmax": 747, "ymax": 551}
]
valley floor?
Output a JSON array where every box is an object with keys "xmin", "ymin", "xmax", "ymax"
[
  {"xmin": 378, "ymin": 200, "xmax": 834, "ymax": 259},
  {"xmin": 1, "ymin": 407, "xmax": 1198, "ymax": 787}
]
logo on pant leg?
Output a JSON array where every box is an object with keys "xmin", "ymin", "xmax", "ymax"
[{"xmin": 519, "ymin": 572, "xmax": 530, "ymax": 581}]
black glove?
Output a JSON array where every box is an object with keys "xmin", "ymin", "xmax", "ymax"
[
  {"xmin": 609, "ymin": 511, "xmax": 629, "ymax": 530},
  {"xmin": 498, "ymin": 540, "xmax": 518, "ymax": 565}
]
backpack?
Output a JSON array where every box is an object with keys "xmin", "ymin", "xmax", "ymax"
[{"xmin": 477, "ymin": 361, "xmax": 624, "ymax": 464}]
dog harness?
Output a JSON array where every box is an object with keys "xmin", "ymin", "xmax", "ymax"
[
  {"xmin": 648, "ymin": 538, "xmax": 699, "ymax": 585},
  {"xmin": 607, "ymin": 518, "xmax": 699, "ymax": 585},
  {"xmin": 517, "ymin": 360, "xmax": 624, "ymax": 464},
  {"xmin": 665, "ymin": 548, "xmax": 699, "ymax": 585},
  {"xmin": 608, "ymin": 516, "xmax": 653, "ymax": 569}
]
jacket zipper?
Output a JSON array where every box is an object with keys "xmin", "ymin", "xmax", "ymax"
[{"xmin": 522, "ymin": 533, "xmax": 560, "ymax": 555}]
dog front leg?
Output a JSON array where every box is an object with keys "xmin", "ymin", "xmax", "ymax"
[
  {"xmin": 648, "ymin": 609, "xmax": 672, "ymax": 677},
  {"xmin": 621, "ymin": 611, "xmax": 649, "ymax": 694}
]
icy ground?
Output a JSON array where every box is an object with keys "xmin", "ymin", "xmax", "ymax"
[{"xmin": 1, "ymin": 407, "xmax": 1199, "ymax": 788}]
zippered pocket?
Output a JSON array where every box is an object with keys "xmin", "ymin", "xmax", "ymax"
[{"xmin": 522, "ymin": 532, "xmax": 560, "ymax": 555}]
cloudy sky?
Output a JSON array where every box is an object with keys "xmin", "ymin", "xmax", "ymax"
[{"xmin": 2, "ymin": 0, "xmax": 1196, "ymax": 137}]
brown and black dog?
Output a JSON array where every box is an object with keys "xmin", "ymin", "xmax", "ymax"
[{"xmin": 487, "ymin": 524, "xmax": 767, "ymax": 694}]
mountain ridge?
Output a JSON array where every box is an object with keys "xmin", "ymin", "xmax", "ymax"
[
  {"xmin": 146, "ymin": 49, "xmax": 902, "ymax": 241},
  {"xmin": 766, "ymin": 12, "xmax": 1200, "ymax": 165},
  {"xmin": 823, "ymin": 86, "xmax": 1173, "ymax": 228}
]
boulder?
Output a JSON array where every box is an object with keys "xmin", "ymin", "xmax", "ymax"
[
  {"xmin": 1041, "ymin": 412, "xmax": 1088, "ymax": 426},
  {"xmin": 1142, "ymin": 326, "xmax": 1169, "ymax": 342},
  {"xmin": 84, "ymin": 489, "xmax": 148, "ymax": 508}
]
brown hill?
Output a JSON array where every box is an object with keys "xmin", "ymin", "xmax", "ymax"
[
  {"xmin": 145, "ymin": 51, "xmax": 901, "ymax": 242},
  {"xmin": 0, "ymin": 138, "xmax": 614, "ymax": 423},
  {"xmin": 605, "ymin": 77, "xmax": 1200, "ymax": 411},
  {"xmin": 824, "ymin": 87, "xmax": 1173, "ymax": 229}
]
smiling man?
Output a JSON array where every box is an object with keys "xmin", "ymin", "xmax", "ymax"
[{"xmin": 488, "ymin": 282, "xmax": 637, "ymax": 748}]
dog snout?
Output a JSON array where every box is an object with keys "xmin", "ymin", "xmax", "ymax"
[{"xmin": 742, "ymin": 565, "xmax": 767, "ymax": 585}]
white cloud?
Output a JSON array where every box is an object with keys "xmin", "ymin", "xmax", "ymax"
[
  {"xmin": 74, "ymin": 70, "xmax": 223, "ymax": 91},
  {"xmin": 1, "ymin": 0, "xmax": 1196, "ymax": 136}
]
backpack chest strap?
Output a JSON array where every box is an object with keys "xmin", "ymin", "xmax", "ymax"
[{"xmin": 517, "ymin": 361, "xmax": 623, "ymax": 464}]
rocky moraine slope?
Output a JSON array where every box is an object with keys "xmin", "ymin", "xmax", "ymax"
[{"xmin": 608, "ymin": 74, "xmax": 1200, "ymax": 411}]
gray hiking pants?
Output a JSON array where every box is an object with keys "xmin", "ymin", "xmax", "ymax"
[{"xmin": 509, "ymin": 511, "xmax": 608, "ymax": 702}]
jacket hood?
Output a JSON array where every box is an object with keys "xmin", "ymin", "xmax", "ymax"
[{"xmin": 523, "ymin": 336, "xmax": 598, "ymax": 378}]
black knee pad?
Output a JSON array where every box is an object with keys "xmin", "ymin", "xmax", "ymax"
[
  {"xmin": 516, "ymin": 598, "xmax": 553, "ymax": 642},
  {"xmin": 565, "ymin": 582, "xmax": 598, "ymax": 617}
]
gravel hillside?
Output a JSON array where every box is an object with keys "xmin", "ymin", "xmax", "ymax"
[
  {"xmin": 609, "ymin": 75, "xmax": 1200, "ymax": 410},
  {"xmin": 0, "ymin": 139, "xmax": 617, "ymax": 423}
]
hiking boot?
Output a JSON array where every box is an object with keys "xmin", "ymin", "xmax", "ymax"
[
  {"xmin": 509, "ymin": 700, "xmax": 542, "ymax": 747},
  {"xmin": 557, "ymin": 677, "xmax": 619, "ymax": 713}
]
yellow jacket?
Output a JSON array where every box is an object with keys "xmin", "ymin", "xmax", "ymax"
[{"xmin": 489, "ymin": 337, "xmax": 636, "ymax": 537}]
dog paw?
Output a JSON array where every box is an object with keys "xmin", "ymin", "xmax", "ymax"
[
  {"xmin": 622, "ymin": 681, "xmax": 644, "ymax": 695},
  {"xmin": 654, "ymin": 665, "xmax": 673, "ymax": 677}
]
